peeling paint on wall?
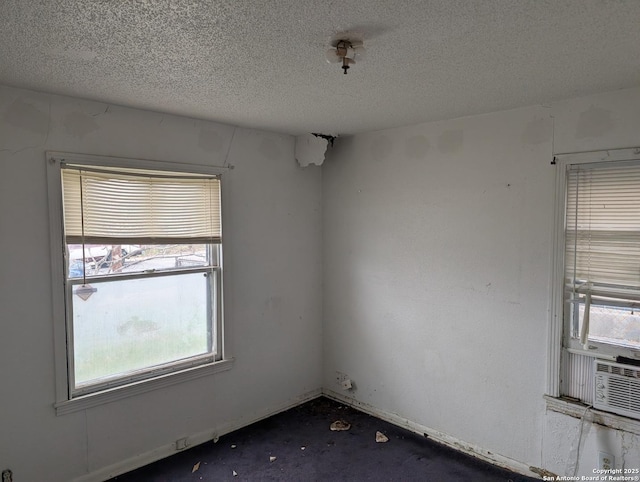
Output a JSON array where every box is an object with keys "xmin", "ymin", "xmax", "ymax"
[{"xmin": 620, "ymin": 431, "xmax": 638, "ymax": 469}]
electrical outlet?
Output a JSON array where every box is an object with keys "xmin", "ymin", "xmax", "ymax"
[
  {"xmin": 2, "ymin": 469, "xmax": 13, "ymax": 482},
  {"xmin": 598, "ymin": 452, "xmax": 614, "ymax": 471},
  {"xmin": 335, "ymin": 371, "xmax": 353, "ymax": 389}
]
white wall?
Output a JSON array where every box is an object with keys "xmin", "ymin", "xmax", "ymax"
[
  {"xmin": 322, "ymin": 86, "xmax": 640, "ymax": 475},
  {"xmin": 0, "ymin": 84, "xmax": 323, "ymax": 481}
]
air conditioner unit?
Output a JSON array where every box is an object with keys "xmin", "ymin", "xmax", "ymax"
[{"xmin": 593, "ymin": 360, "xmax": 640, "ymax": 419}]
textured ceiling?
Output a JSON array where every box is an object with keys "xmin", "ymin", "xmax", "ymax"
[{"xmin": 1, "ymin": 0, "xmax": 639, "ymax": 136}]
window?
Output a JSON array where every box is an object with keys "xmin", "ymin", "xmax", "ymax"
[
  {"xmin": 565, "ymin": 162, "xmax": 640, "ymax": 356},
  {"xmin": 549, "ymin": 148, "xmax": 640, "ymax": 413},
  {"xmin": 564, "ymin": 161, "xmax": 640, "ymax": 358},
  {"xmin": 47, "ymin": 152, "xmax": 231, "ymax": 411}
]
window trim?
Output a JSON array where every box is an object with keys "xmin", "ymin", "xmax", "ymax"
[
  {"xmin": 548, "ymin": 147, "xmax": 640, "ymax": 397},
  {"xmin": 47, "ymin": 151, "xmax": 233, "ymax": 415}
]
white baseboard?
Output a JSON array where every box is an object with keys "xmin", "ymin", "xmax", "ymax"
[
  {"xmin": 322, "ymin": 388, "xmax": 539, "ymax": 479},
  {"xmin": 73, "ymin": 388, "xmax": 322, "ymax": 482},
  {"xmin": 74, "ymin": 387, "xmax": 540, "ymax": 481}
]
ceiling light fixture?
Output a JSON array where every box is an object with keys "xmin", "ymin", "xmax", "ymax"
[{"xmin": 325, "ymin": 39, "xmax": 365, "ymax": 74}]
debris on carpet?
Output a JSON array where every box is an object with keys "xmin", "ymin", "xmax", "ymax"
[{"xmin": 330, "ymin": 420, "xmax": 351, "ymax": 431}]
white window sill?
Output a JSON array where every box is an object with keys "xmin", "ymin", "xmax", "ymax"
[
  {"xmin": 544, "ymin": 395, "xmax": 640, "ymax": 435},
  {"xmin": 55, "ymin": 358, "xmax": 234, "ymax": 416}
]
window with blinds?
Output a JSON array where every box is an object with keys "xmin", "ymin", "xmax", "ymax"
[
  {"xmin": 56, "ymin": 160, "xmax": 224, "ymax": 398},
  {"xmin": 564, "ymin": 161, "xmax": 640, "ymax": 354}
]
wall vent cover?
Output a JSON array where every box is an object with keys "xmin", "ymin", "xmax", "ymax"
[{"xmin": 593, "ymin": 360, "xmax": 640, "ymax": 419}]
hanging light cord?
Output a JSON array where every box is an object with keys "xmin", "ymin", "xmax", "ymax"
[{"xmin": 79, "ymin": 171, "xmax": 87, "ymax": 287}]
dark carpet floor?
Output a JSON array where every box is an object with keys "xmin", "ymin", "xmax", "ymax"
[{"xmin": 110, "ymin": 397, "xmax": 538, "ymax": 481}]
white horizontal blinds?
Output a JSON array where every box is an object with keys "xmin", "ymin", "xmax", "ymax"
[
  {"xmin": 61, "ymin": 165, "xmax": 221, "ymax": 244},
  {"xmin": 565, "ymin": 163, "xmax": 640, "ymax": 292}
]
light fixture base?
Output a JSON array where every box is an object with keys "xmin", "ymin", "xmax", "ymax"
[{"xmin": 326, "ymin": 36, "xmax": 364, "ymax": 75}]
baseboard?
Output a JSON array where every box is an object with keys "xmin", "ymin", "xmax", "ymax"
[
  {"xmin": 322, "ymin": 388, "xmax": 539, "ymax": 479},
  {"xmin": 74, "ymin": 387, "xmax": 539, "ymax": 481},
  {"xmin": 73, "ymin": 388, "xmax": 322, "ymax": 482}
]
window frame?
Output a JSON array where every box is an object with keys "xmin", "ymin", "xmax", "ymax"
[
  {"xmin": 47, "ymin": 151, "xmax": 233, "ymax": 415},
  {"xmin": 65, "ymin": 263, "xmax": 221, "ymax": 398},
  {"xmin": 563, "ymin": 159, "xmax": 640, "ymax": 359},
  {"xmin": 548, "ymin": 147, "xmax": 640, "ymax": 398}
]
